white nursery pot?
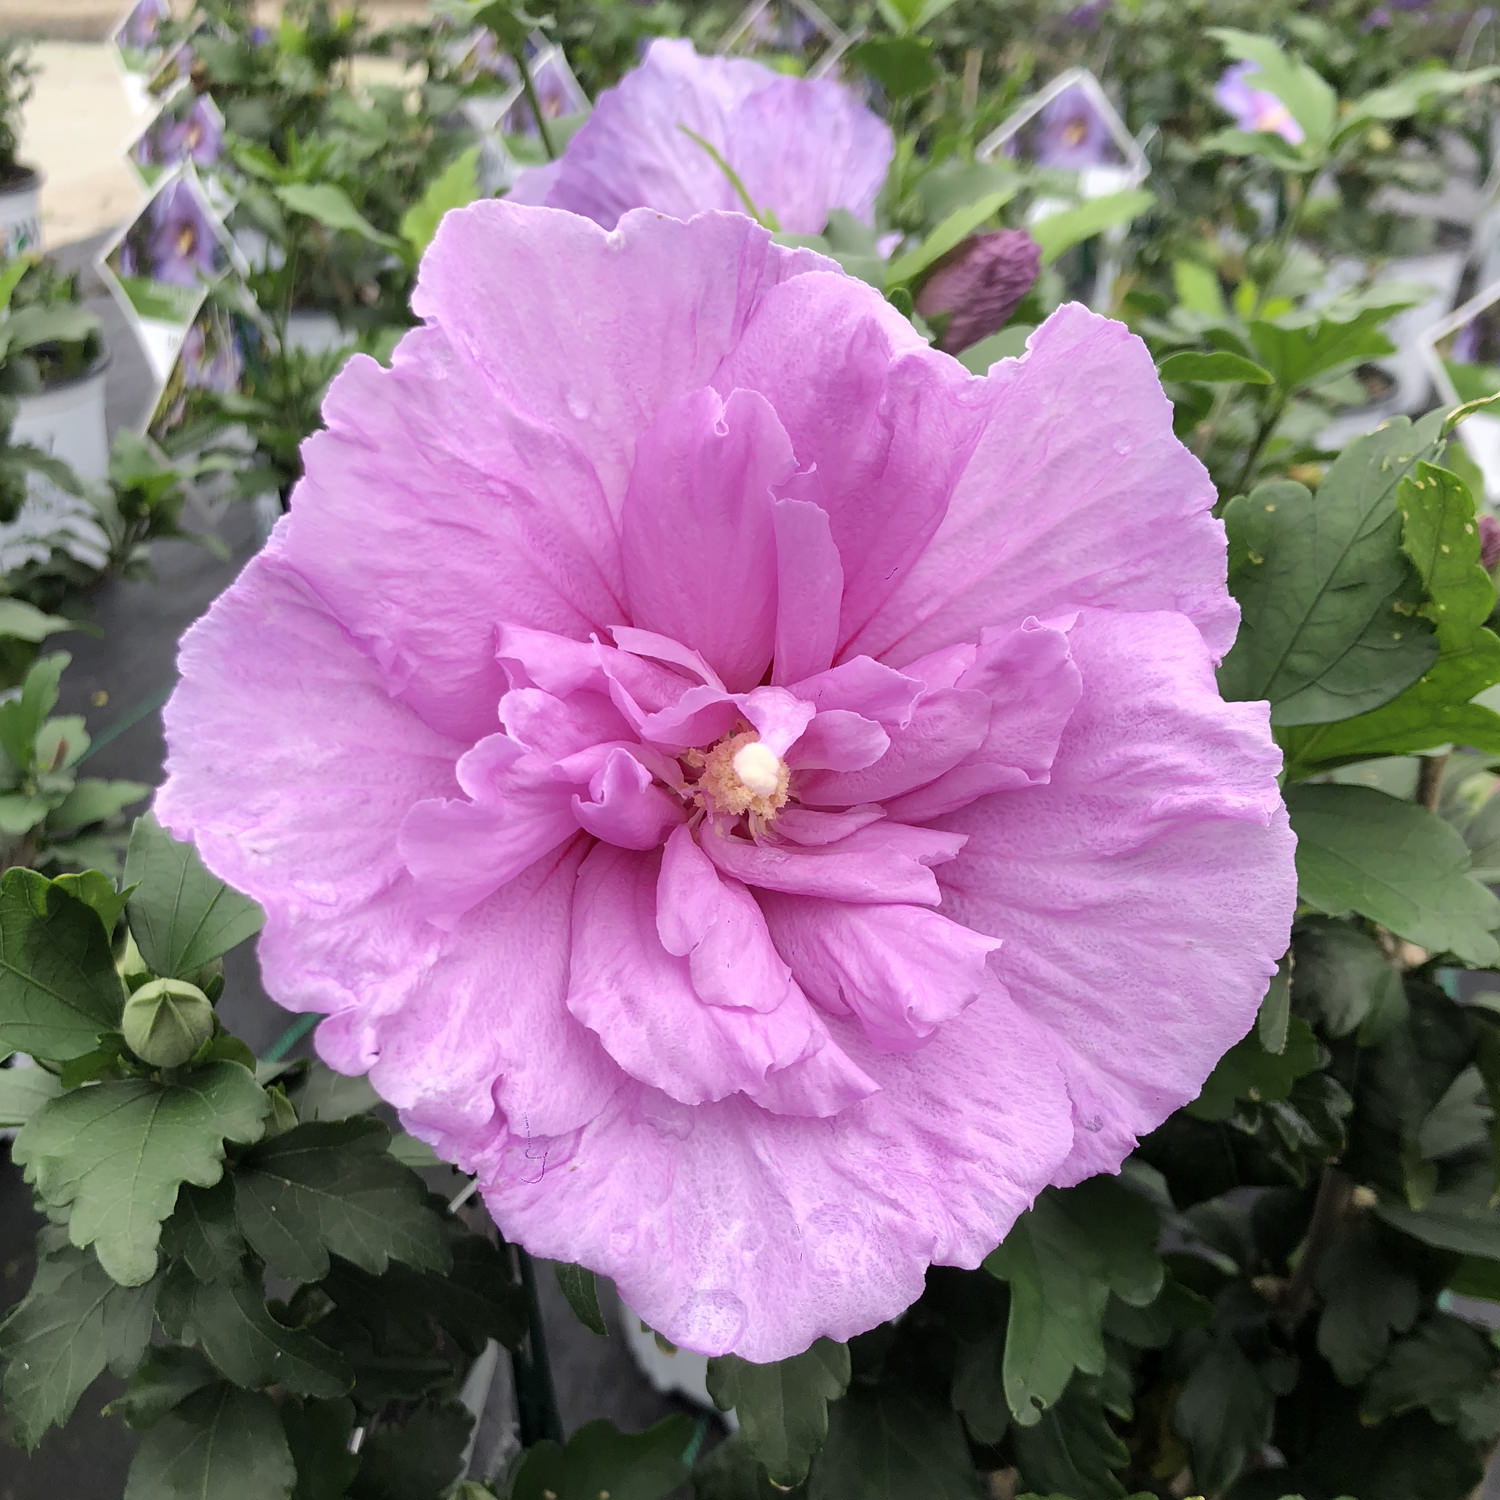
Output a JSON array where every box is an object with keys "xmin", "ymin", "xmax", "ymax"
[
  {"xmin": 11, "ymin": 358, "xmax": 112, "ymax": 492},
  {"xmin": 0, "ymin": 167, "xmax": 42, "ymax": 257}
]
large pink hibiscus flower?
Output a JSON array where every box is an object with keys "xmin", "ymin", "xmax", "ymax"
[
  {"xmin": 506, "ymin": 37, "xmax": 893, "ymax": 234},
  {"xmin": 158, "ymin": 202, "xmax": 1296, "ymax": 1363}
]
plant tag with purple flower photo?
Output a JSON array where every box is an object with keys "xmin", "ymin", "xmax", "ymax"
[
  {"xmin": 1420, "ymin": 282, "xmax": 1500, "ymax": 497},
  {"xmin": 721, "ymin": 0, "xmax": 852, "ymax": 78}
]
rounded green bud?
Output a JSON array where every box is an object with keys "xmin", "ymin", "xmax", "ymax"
[{"xmin": 121, "ymin": 978, "xmax": 215, "ymax": 1068}]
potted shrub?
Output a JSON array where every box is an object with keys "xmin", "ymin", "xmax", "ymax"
[
  {"xmin": 0, "ymin": 257, "xmax": 110, "ymax": 492},
  {"xmin": 0, "ymin": 41, "xmax": 39, "ymax": 257}
]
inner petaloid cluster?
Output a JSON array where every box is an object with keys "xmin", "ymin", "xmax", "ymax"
[{"xmin": 686, "ymin": 730, "xmax": 791, "ymax": 825}]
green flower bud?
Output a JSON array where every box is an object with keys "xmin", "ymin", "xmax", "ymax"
[{"xmin": 121, "ymin": 978, "xmax": 215, "ymax": 1068}]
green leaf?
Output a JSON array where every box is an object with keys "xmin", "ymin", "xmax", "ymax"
[
  {"xmin": 1291, "ymin": 918, "xmax": 1407, "ymax": 1042},
  {"xmin": 349, "ymin": 1400, "xmax": 475, "ymax": 1500},
  {"xmin": 1189, "ymin": 1015, "xmax": 1320, "ymax": 1121},
  {"xmin": 0, "ymin": 1057, "xmax": 60, "ymax": 1126},
  {"xmin": 49, "ymin": 779, "xmax": 149, "ymax": 830},
  {"xmin": 1343, "ymin": 65, "xmax": 1500, "ymax": 134},
  {"xmin": 52, "ymin": 869, "xmax": 132, "ymax": 933},
  {"xmin": 1030, "ymin": 190, "xmax": 1154, "ymax": 265},
  {"xmin": 885, "ymin": 189, "xmax": 1015, "ymax": 286},
  {"xmin": 692, "ymin": 1434, "xmax": 793, "ymax": 1500},
  {"xmin": 509, "ymin": 1415, "xmax": 696, "ymax": 1500},
  {"xmin": 1360, "ymin": 1314, "xmax": 1496, "ymax": 1422},
  {"xmin": 808, "ymin": 1388, "xmax": 984, "ymax": 1500},
  {"xmin": 274, "ymin": 182, "xmax": 402, "ymax": 250},
  {"xmin": 1377, "ymin": 1173, "xmax": 1500, "ymax": 1257},
  {"xmin": 0, "ymin": 868, "xmax": 124, "ymax": 1060},
  {"xmin": 1172, "ymin": 260, "xmax": 1227, "ymax": 317},
  {"xmin": 847, "ymin": 35, "xmax": 938, "ymax": 100},
  {"xmin": 400, "ymin": 145, "xmax": 482, "ymax": 260},
  {"xmin": 1218, "ymin": 417, "xmax": 1445, "ymax": 724},
  {"xmin": 1286, "ymin": 784, "xmax": 1500, "ymax": 965},
  {"xmin": 0, "ymin": 651, "xmax": 67, "ymax": 770},
  {"xmin": 1258, "ymin": 957, "xmax": 1292, "ymax": 1052},
  {"xmin": 1158, "ymin": 350, "xmax": 1273, "ymax": 386},
  {"xmin": 0, "ymin": 598, "xmax": 71, "ymax": 642},
  {"xmin": 1173, "ymin": 1329, "xmax": 1286, "ymax": 1496},
  {"xmin": 983, "ymin": 1177, "xmax": 1162, "ymax": 1424},
  {"xmin": 283, "ymin": 1398, "xmax": 360, "ymax": 1500},
  {"xmin": 554, "ymin": 1259, "xmax": 607, "ymax": 1336},
  {"xmin": 706, "ymin": 1339, "xmax": 850, "ymax": 1486},
  {"xmin": 123, "ymin": 1383, "xmax": 297, "ymax": 1500},
  {"xmin": 14, "ymin": 1061, "xmax": 270, "ymax": 1285},
  {"xmin": 0, "ymin": 1242, "xmax": 157, "ymax": 1448},
  {"xmin": 1249, "ymin": 307, "xmax": 1395, "ymax": 392},
  {"xmin": 160, "ymin": 1178, "xmax": 250, "ymax": 1283},
  {"xmin": 168, "ymin": 1272, "xmax": 352, "ymax": 1398},
  {"xmin": 1314, "ymin": 1220, "xmax": 1420, "ymax": 1384},
  {"xmin": 1010, "ymin": 1366, "xmax": 1131, "ymax": 1500},
  {"xmin": 232, "ymin": 1117, "xmax": 450, "ymax": 1282},
  {"xmin": 1211, "ymin": 27, "xmax": 1338, "ymax": 144},
  {"xmin": 106, "ymin": 1345, "xmax": 218, "ymax": 1429},
  {"xmin": 1400, "ymin": 464, "xmax": 1495, "ymax": 646},
  {"xmin": 124, "ymin": 812, "xmax": 264, "ymax": 978}
]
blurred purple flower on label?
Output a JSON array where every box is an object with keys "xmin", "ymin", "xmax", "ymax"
[
  {"xmin": 1031, "ymin": 82, "xmax": 1119, "ymax": 168},
  {"xmin": 159, "ymin": 202, "xmax": 1296, "ymax": 1363},
  {"xmin": 508, "ymin": 38, "xmax": 892, "ymax": 234},
  {"xmin": 146, "ymin": 178, "xmax": 222, "ymax": 287},
  {"xmin": 1215, "ymin": 61, "xmax": 1305, "ymax": 144},
  {"xmin": 915, "ymin": 228, "xmax": 1042, "ymax": 354}
]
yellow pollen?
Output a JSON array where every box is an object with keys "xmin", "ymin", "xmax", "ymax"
[{"xmin": 695, "ymin": 730, "xmax": 790, "ymax": 821}]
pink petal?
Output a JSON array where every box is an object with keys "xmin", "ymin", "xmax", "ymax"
[
  {"xmin": 884, "ymin": 617, "xmax": 1084, "ymax": 823},
  {"xmin": 771, "ymin": 497, "xmax": 843, "ymax": 686},
  {"xmin": 573, "ymin": 747, "xmax": 685, "ymax": 850},
  {"xmin": 933, "ymin": 608, "xmax": 1295, "ymax": 1184},
  {"xmin": 788, "ymin": 654, "xmax": 924, "ymax": 726},
  {"xmin": 851, "ymin": 304, "xmax": 1238, "ymax": 666},
  {"xmin": 760, "ymin": 894, "xmax": 1004, "ymax": 1051},
  {"xmin": 472, "ymin": 987, "xmax": 1073, "ymax": 1361},
  {"xmin": 701, "ymin": 819, "xmax": 965, "ymax": 904},
  {"xmin": 786, "ymin": 710, "xmax": 889, "ymax": 773},
  {"xmin": 156, "ymin": 549, "xmax": 464, "ymax": 913},
  {"xmin": 712, "ymin": 270, "xmax": 984, "ymax": 650},
  {"xmin": 621, "ymin": 386, "xmax": 795, "ymax": 691},
  {"xmin": 567, "ymin": 842, "xmax": 820, "ymax": 1105}
]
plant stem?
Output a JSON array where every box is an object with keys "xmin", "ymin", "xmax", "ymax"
[
  {"xmin": 1277, "ymin": 1164, "xmax": 1354, "ymax": 1334},
  {"xmin": 511, "ymin": 1247, "xmax": 564, "ymax": 1446},
  {"xmin": 1417, "ymin": 750, "xmax": 1451, "ymax": 812},
  {"xmin": 512, "ymin": 48, "xmax": 558, "ymax": 162}
]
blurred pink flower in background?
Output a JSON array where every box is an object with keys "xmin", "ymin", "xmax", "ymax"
[{"xmin": 1215, "ymin": 62, "xmax": 1304, "ymax": 144}]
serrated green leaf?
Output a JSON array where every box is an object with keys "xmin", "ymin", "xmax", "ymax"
[
  {"xmin": 1377, "ymin": 1170, "xmax": 1500, "ymax": 1256},
  {"xmin": 554, "ymin": 1260, "xmax": 607, "ymax": 1336},
  {"xmin": 52, "ymin": 870, "xmax": 132, "ymax": 933},
  {"xmin": 1400, "ymin": 464, "xmax": 1495, "ymax": 645},
  {"xmin": 1249, "ymin": 307, "xmax": 1395, "ymax": 391},
  {"xmin": 1360, "ymin": 1314, "xmax": 1496, "ymax": 1422},
  {"xmin": 0, "ymin": 598, "xmax": 71, "ymax": 643},
  {"xmin": 350, "ymin": 1400, "xmax": 474, "ymax": 1500},
  {"xmin": 1010, "ymin": 1367, "xmax": 1131, "ymax": 1500},
  {"xmin": 1343, "ymin": 64, "xmax": 1500, "ymax": 133},
  {"xmin": 160, "ymin": 1178, "xmax": 249, "ymax": 1283},
  {"xmin": 124, "ymin": 813, "xmax": 264, "ymax": 977},
  {"xmin": 1218, "ymin": 417, "xmax": 1446, "ymax": 725},
  {"xmin": 1158, "ymin": 350, "xmax": 1273, "ymax": 386},
  {"xmin": 1291, "ymin": 918, "xmax": 1407, "ymax": 1042},
  {"xmin": 1287, "ymin": 784, "xmax": 1500, "ymax": 965},
  {"xmin": 984, "ymin": 1178, "xmax": 1162, "ymax": 1424},
  {"xmin": 232, "ymin": 1117, "xmax": 449, "ymax": 1281},
  {"xmin": 124, "ymin": 1383, "xmax": 297, "ymax": 1500},
  {"xmin": 0, "ymin": 652, "xmax": 67, "ymax": 771},
  {"xmin": 808, "ymin": 1388, "xmax": 983, "ymax": 1500},
  {"xmin": 0, "ymin": 867, "xmax": 124, "ymax": 1060},
  {"xmin": 0, "ymin": 1242, "xmax": 156, "ymax": 1448},
  {"xmin": 106, "ymin": 1345, "xmax": 218, "ymax": 1430},
  {"xmin": 275, "ymin": 182, "xmax": 403, "ymax": 250},
  {"xmin": 1314, "ymin": 1220, "xmax": 1420, "ymax": 1384},
  {"xmin": 1173, "ymin": 1328, "xmax": 1285, "ymax": 1496},
  {"xmin": 509, "ymin": 1415, "xmax": 696, "ymax": 1500},
  {"xmin": 1030, "ymin": 189, "xmax": 1153, "ymax": 265},
  {"xmin": 170, "ymin": 1272, "xmax": 352, "ymax": 1398},
  {"xmin": 848, "ymin": 34, "xmax": 938, "ymax": 100},
  {"xmin": 14, "ymin": 1061, "xmax": 270, "ymax": 1285},
  {"xmin": 1190, "ymin": 1015, "xmax": 1322, "ymax": 1121},
  {"xmin": 707, "ymin": 1339, "xmax": 849, "ymax": 1486}
]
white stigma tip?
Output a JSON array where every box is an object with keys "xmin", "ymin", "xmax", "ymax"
[{"xmin": 732, "ymin": 740, "xmax": 783, "ymax": 798}]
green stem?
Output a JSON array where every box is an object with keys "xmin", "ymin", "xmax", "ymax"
[
  {"xmin": 512, "ymin": 48, "xmax": 558, "ymax": 162},
  {"xmin": 512, "ymin": 1247, "xmax": 564, "ymax": 1446},
  {"xmin": 1233, "ymin": 388, "xmax": 1289, "ymax": 495},
  {"xmin": 1277, "ymin": 1164, "xmax": 1354, "ymax": 1334}
]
